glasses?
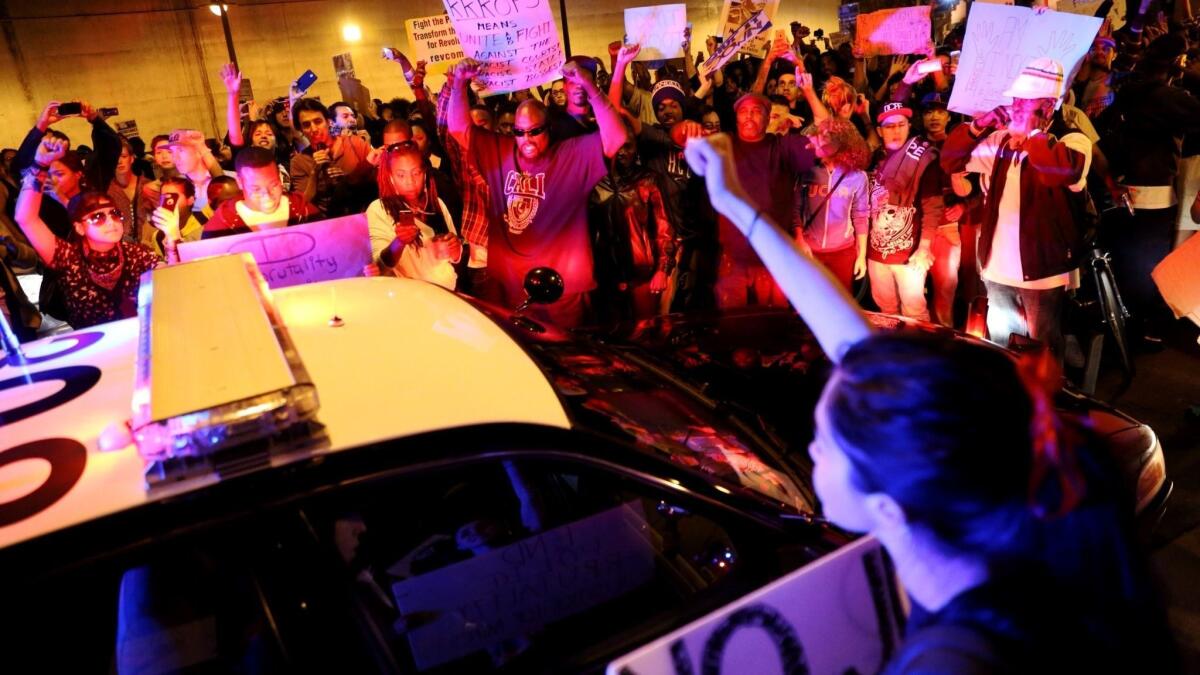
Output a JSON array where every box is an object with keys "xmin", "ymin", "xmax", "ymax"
[
  {"xmin": 512, "ymin": 125, "xmax": 548, "ymax": 138},
  {"xmin": 82, "ymin": 208, "xmax": 125, "ymax": 226},
  {"xmin": 385, "ymin": 141, "xmax": 418, "ymax": 153}
]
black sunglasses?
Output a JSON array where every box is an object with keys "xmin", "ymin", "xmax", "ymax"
[
  {"xmin": 512, "ymin": 125, "xmax": 548, "ymax": 138},
  {"xmin": 385, "ymin": 141, "xmax": 418, "ymax": 153}
]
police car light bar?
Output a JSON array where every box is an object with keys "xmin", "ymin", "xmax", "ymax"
[{"xmin": 132, "ymin": 254, "xmax": 320, "ymax": 486}]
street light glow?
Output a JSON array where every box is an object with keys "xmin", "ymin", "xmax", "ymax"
[
  {"xmin": 208, "ymin": 4, "xmax": 228, "ymax": 16},
  {"xmin": 342, "ymin": 23, "xmax": 362, "ymax": 42}
]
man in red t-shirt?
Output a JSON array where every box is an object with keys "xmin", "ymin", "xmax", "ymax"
[{"xmin": 447, "ymin": 58, "xmax": 628, "ymax": 328}]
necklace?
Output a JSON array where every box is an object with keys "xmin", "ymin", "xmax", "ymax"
[{"xmin": 83, "ymin": 239, "xmax": 125, "ymax": 291}]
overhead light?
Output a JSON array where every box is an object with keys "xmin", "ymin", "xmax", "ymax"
[
  {"xmin": 209, "ymin": 4, "xmax": 229, "ymax": 16},
  {"xmin": 342, "ymin": 23, "xmax": 362, "ymax": 42}
]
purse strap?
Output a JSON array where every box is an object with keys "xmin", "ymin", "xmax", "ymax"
[{"xmin": 803, "ymin": 169, "xmax": 850, "ymax": 230}]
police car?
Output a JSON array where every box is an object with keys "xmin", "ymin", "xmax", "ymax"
[{"xmin": 0, "ymin": 255, "xmax": 1167, "ymax": 674}]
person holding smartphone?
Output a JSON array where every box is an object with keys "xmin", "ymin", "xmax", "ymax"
[{"xmin": 366, "ymin": 142, "xmax": 463, "ymax": 290}]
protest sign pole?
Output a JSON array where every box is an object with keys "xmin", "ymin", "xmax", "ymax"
[
  {"xmin": 559, "ymin": 0, "xmax": 572, "ymax": 57},
  {"xmin": 214, "ymin": 4, "xmax": 239, "ymax": 72}
]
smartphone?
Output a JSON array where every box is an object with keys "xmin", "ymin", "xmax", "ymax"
[
  {"xmin": 160, "ymin": 192, "xmax": 180, "ymax": 213},
  {"xmin": 295, "ymin": 69, "xmax": 318, "ymax": 93},
  {"xmin": 99, "ymin": 106, "xmax": 119, "ymax": 118},
  {"xmin": 917, "ymin": 59, "xmax": 943, "ymax": 75},
  {"xmin": 56, "ymin": 102, "xmax": 82, "ymax": 116}
]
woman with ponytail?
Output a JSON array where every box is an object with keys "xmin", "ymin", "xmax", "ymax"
[{"xmin": 683, "ymin": 133, "xmax": 1174, "ymax": 673}]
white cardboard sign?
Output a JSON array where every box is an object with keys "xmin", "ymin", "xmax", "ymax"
[
  {"xmin": 392, "ymin": 502, "xmax": 655, "ymax": 670},
  {"xmin": 700, "ymin": 9, "xmax": 773, "ymax": 78},
  {"xmin": 625, "ymin": 4, "xmax": 689, "ymax": 61},
  {"xmin": 405, "ymin": 13, "xmax": 466, "ymax": 70},
  {"xmin": 607, "ymin": 536, "xmax": 906, "ymax": 675},
  {"xmin": 948, "ymin": 4, "xmax": 1101, "ymax": 117},
  {"xmin": 443, "ymin": 0, "xmax": 565, "ymax": 94},
  {"xmin": 717, "ymin": 0, "xmax": 780, "ymax": 57},
  {"xmin": 177, "ymin": 214, "xmax": 371, "ymax": 289}
]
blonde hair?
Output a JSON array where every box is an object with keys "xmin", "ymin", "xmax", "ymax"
[{"xmin": 821, "ymin": 76, "xmax": 857, "ymax": 118}]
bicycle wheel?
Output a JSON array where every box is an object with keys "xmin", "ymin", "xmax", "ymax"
[{"xmin": 1094, "ymin": 262, "xmax": 1135, "ymax": 382}]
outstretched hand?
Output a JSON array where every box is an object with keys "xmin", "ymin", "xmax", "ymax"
[
  {"xmin": 220, "ymin": 63, "xmax": 242, "ymax": 95},
  {"xmin": 683, "ymin": 134, "xmax": 751, "ymax": 223}
]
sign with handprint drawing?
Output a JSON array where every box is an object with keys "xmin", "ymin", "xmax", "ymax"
[{"xmin": 948, "ymin": 4, "xmax": 1101, "ymax": 117}]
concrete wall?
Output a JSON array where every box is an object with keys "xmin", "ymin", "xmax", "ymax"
[{"xmin": 0, "ymin": 0, "xmax": 839, "ymax": 149}]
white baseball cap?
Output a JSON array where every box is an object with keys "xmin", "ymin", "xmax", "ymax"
[{"xmin": 1002, "ymin": 57, "xmax": 1065, "ymax": 100}]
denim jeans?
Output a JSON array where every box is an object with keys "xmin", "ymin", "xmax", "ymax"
[{"xmin": 983, "ymin": 280, "xmax": 1065, "ymax": 356}]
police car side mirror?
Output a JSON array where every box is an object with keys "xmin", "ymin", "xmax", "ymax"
[{"xmin": 517, "ymin": 267, "xmax": 564, "ymax": 312}]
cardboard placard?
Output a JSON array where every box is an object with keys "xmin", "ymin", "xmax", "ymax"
[
  {"xmin": 947, "ymin": 4, "xmax": 1101, "ymax": 117},
  {"xmin": 114, "ymin": 120, "xmax": 140, "ymax": 140},
  {"xmin": 392, "ymin": 502, "xmax": 655, "ymax": 670},
  {"xmin": 405, "ymin": 13, "xmax": 466, "ymax": 76},
  {"xmin": 717, "ymin": 0, "xmax": 780, "ymax": 57},
  {"xmin": 854, "ymin": 6, "xmax": 932, "ymax": 57},
  {"xmin": 177, "ymin": 214, "xmax": 371, "ymax": 289},
  {"xmin": 700, "ymin": 9, "xmax": 772, "ymax": 78},
  {"xmin": 443, "ymin": 0, "xmax": 565, "ymax": 95},
  {"xmin": 829, "ymin": 30, "xmax": 852, "ymax": 48},
  {"xmin": 624, "ymin": 4, "xmax": 688, "ymax": 61},
  {"xmin": 1153, "ymin": 233, "xmax": 1200, "ymax": 324},
  {"xmin": 606, "ymin": 536, "xmax": 906, "ymax": 675},
  {"xmin": 333, "ymin": 52, "xmax": 355, "ymax": 79}
]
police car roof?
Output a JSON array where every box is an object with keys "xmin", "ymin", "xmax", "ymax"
[{"xmin": 0, "ymin": 277, "xmax": 569, "ymax": 549}]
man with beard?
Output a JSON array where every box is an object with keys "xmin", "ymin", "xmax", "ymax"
[
  {"xmin": 547, "ymin": 56, "xmax": 602, "ymax": 140},
  {"xmin": 942, "ymin": 59, "xmax": 1091, "ymax": 356},
  {"xmin": 447, "ymin": 58, "xmax": 628, "ymax": 328}
]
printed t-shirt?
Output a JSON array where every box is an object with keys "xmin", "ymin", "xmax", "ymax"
[{"xmin": 470, "ymin": 128, "xmax": 608, "ymax": 301}]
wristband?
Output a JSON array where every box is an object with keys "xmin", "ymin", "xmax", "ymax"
[{"xmin": 747, "ymin": 209, "xmax": 766, "ymax": 240}]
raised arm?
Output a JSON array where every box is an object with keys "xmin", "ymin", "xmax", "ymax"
[
  {"xmin": 446, "ymin": 59, "xmax": 479, "ymax": 152},
  {"xmin": 795, "ymin": 68, "xmax": 830, "ymax": 125},
  {"xmin": 562, "ymin": 61, "xmax": 628, "ymax": 158},
  {"xmin": 13, "ymin": 137, "xmax": 67, "ymax": 266},
  {"xmin": 87, "ymin": 102, "xmax": 123, "ymax": 191},
  {"xmin": 220, "ymin": 63, "xmax": 245, "ymax": 148},
  {"xmin": 609, "ymin": 43, "xmax": 641, "ymax": 110},
  {"xmin": 685, "ymin": 134, "xmax": 872, "ymax": 361}
]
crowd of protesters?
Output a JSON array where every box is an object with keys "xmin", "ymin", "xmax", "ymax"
[
  {"xmin": 0, "ymin": 2, "xmax": 1197, "ymax": 357},
  {"xmin": 0, "ymin": 2, "xmax": 1191, "ymax": 671}
]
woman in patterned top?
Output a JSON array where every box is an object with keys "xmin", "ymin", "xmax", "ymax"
[{"xmin": 15, "ymin": 136, "xmax": 164, "ymax": 328}]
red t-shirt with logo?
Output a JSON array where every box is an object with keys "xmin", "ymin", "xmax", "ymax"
[{"xmin": 470, "ymin": 129, "xmax": 608, "ymax": 304}]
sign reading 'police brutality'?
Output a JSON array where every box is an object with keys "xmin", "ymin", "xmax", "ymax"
[
  {"xmin": 405, "ymin": 13, "xmax": 465, "ymax": 70},
  {"xmin": 443, "ymin": 0, "xmax": 565, "ymax": 95},
  {"xmin": 607, "ymin": 536, "xmax": 907, "ymax": 675},
  {"xmin": 177, "ymin": 215, "xmax": 372, "ymax": 289},
  {"xmin": 948, "ymin": 4, "xmax": 1101, "ymax": 117},
  {"xmin": 700, "ymin": 9, "xmax": 772, "ymax": 78}
]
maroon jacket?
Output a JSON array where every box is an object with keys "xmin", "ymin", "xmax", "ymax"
[
  {"xmin": 940, "ymin": 125, "xmax": 1086, "ymax": 281},
  {"xmin": 201, "ymin": 192, "xmax": 322, "ymax": 239}
]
